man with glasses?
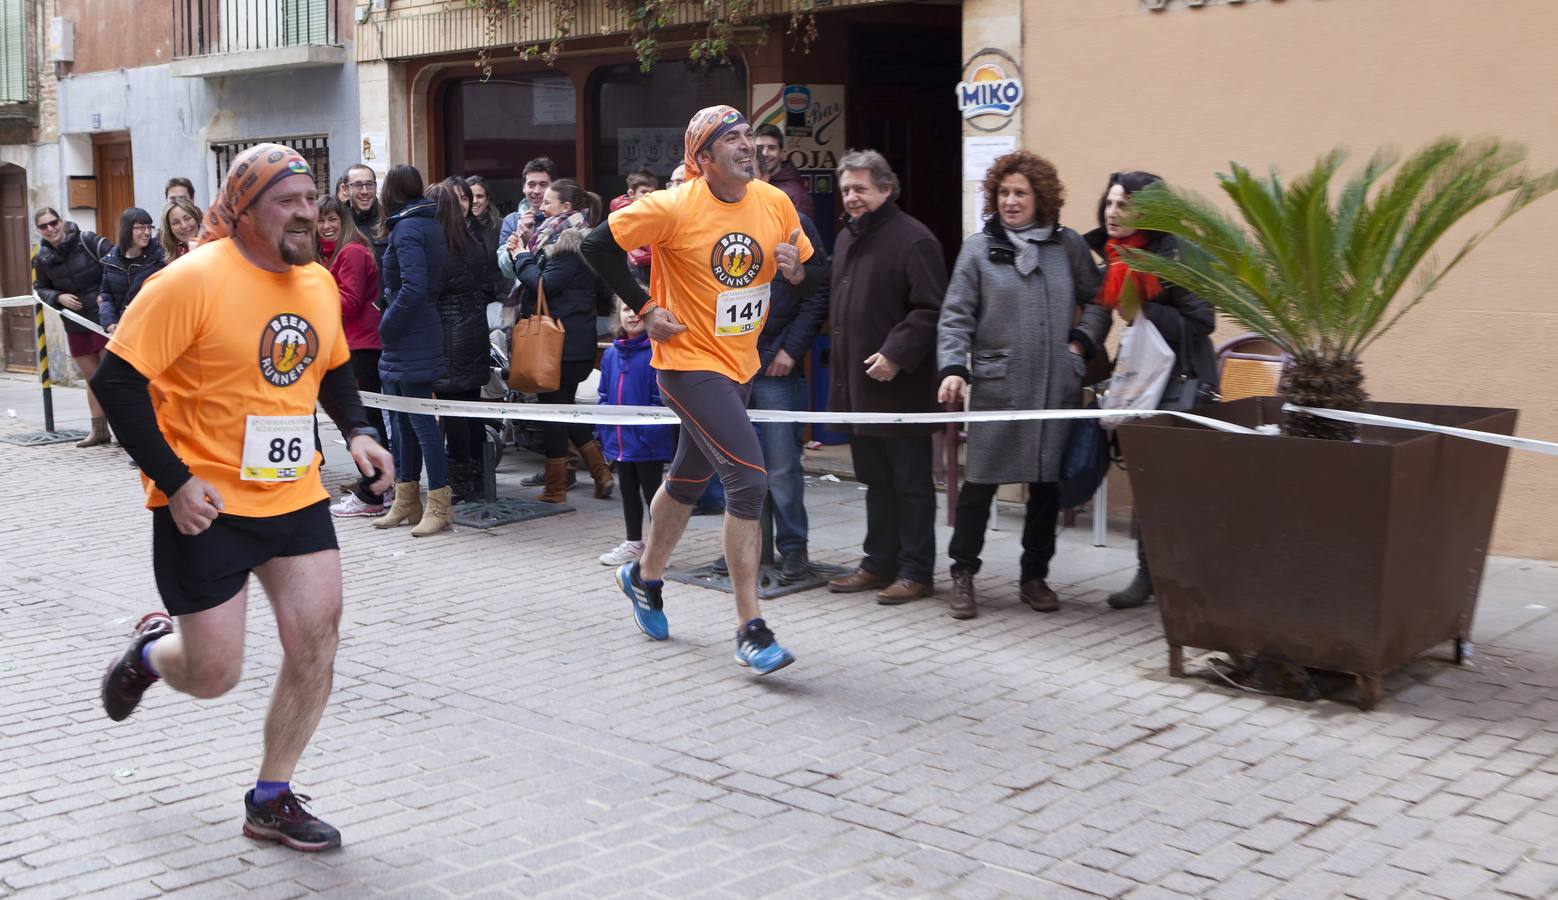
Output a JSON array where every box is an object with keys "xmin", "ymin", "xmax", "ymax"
[
  {"xmin": 344, "ymin": 163, "xmax": 387, "ymax": 271},
  {"xmin": 32, "ymin": 207, "xmax": 115, "ymax": 446}
]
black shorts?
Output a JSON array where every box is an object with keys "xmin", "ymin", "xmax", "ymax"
[{"xmin": 152, "ymin": 499, "xmax": 338, "ymax": 616}]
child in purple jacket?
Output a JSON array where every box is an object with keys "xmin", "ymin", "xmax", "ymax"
[{"xmin": 596, "ymin": 301, "xmax": 676, "ymax": 565}]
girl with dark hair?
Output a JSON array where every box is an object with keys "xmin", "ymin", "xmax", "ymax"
[
  {"xmin": 425, "ymin": 182, "xmax": 493, "ymax": 503},
  {"xmin": 98, "ymin": 207, "xmax": 167, "ymax": 332},
  {"xmin": 465, "ymin": 174, "xmax": 505, "ymax": 305},
  {"xmin": 511, "ymin": 177, "xmax": 614, "ymax": 503},
  {"xmin": 935, "ymin": 151, "xmax": 1111, "ymax": 620},
  {"xmin": 159, "ymin": 196, "xmax": 203, "ymax": 260},
  {"xmin": 32, "ymin": 207, "xmax": 115, "ymax": 446},
  {"xmin": 317, "ymin": 195, "xmax": 389, "ymax": 518},
  {"xmin": 373, "ymin": 164, "xmax": 454, "ymax": 537},
  {"xmin": 1086, "ymin": 170, "xmax": 1217, "ymax": 610}
]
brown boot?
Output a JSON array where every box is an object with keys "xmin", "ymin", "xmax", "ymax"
[
  {"xmin": 1021, "ymin": 580, "xmax": 1060, "ymax": 613},
  {"xmin": 76, "ymin": 417, "xmax": 111, "ymax": 448},
  {"xmin": 877, "ymin": 578, "xmax": 932, "ymax": 605},
  {"xmin": 828, "ymin": 568, "xmax": 894, "ymax": 593},
  {"xmin": 411, "ymin": 486, "xmax": 453, "ymax": 536},
  {"xmin": 578, "ymin": 440, "xmax": 614, "ymax": 499},
  {"xmin": 372, "ymin": 483, "xmax": 423, "ymax": 528},
  {"xmin": 949, "ymin": 570, "xmax": 977, "ymax": 619},
  {"xmin": 538, "ymin": 458, "xmax": 570, "ymax": 504}
]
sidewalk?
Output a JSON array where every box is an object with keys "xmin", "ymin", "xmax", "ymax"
[{"xmin": 2, "ymin": 378, "xmax": 1557, "ymax": 898}]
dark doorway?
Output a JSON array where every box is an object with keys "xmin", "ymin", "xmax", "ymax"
[
  {"xmin": 92, "ymin": 134, "xmax": 135, "ymax": 237},
  {"xmin": 0, "ymin": 164, "xmax": 33, "ymax": 372},
  {"xmin": 439, "ymin": 73, "xmax": 579, "ymax": 216},
  {"xmin": 849, "ymin": 23, "xmax": 962, "ymax": 268}
]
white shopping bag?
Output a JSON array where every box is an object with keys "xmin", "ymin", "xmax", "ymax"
[{"xmin": 1100, "ymin": 316, "xmax": 1176, "ymax": 430}]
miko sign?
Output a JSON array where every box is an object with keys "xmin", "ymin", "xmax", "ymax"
[{"xmin": 956, "ymin": 62, "xmax": 1024, "ymax": 120}]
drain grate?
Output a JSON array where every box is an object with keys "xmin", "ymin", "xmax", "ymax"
[
  {"xmin": 452, "ymin": 498, "xmax": 573, "ymax": 529},
  {"xmin": 668, "ymin": 560, "xmax": 852, "ymax": 600},
  {"xmin": 0, "ymin": 430, "xmax": 89, "ymax": 446}
]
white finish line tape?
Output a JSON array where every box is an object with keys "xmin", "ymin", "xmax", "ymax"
[
  {"xmin": 3, "ymin": 294, "xmax": 112, "ymax": 337},
  {"xmin": 1285, "ymin": 404, "xmax": 1558, "ymax": 458}
]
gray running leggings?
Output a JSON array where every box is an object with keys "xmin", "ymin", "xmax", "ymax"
[{"xmin": 657, "ymin": 369, "xmax": 768, "ymax": 520}]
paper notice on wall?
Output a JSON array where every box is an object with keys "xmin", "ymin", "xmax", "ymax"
[
  {"xmin": 360, "ymin": 132, "xmax": 389, "ymax": 178},
  {"xmin": 533, "ymin": 80, "xmax": 576, "ymax": 126},
  {"xmin": 963, "ymin": 135, "xmax": 1017, "ymax": 182}
]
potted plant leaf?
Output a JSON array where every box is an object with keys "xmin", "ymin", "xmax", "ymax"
[{"xmin": 1112, "ymin": 138, "xmax": 1558, "ymax": 708}]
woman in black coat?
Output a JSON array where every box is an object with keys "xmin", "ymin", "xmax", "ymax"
[
  {"xmin": 465, "ymin": 175, "xmax": 506, "ymax": 307},
  {"xmin": 1086, "ymin": 170, "xmax": 1216, "ymax": 610},
  {"xmin": 511, "ymin": 178, "xmax": 615, "ymax": 503},
  {"xmin": 98, "ymin": 207, "xmax": 167, "ymax": 333},
  {"xmin": 31, "ymin": 208, "xmax": 114, "ymax": 446},
  {"xmin": 425, "ymin": 182, "xmax": 494, "ymax": 502}
]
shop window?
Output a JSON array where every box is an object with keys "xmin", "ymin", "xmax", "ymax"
[
  {"xmin": 592, "ymin": 59, "xmax": 746, "ymax": 200},
  {"xmin": 441, "ymin": 73, "xmax": 576, "ymax": 216},
  {"xmin": 212, "ymin": 135, "xmax": 331, "ymax": 195}
]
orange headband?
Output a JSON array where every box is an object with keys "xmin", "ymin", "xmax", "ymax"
[
  {"xmin": 683, "ymin": 105, "xmax": 747, "ymax": 179},
  {"xmin": 200, "ymin": 143, "xmax": 312, "ymax": 241}
]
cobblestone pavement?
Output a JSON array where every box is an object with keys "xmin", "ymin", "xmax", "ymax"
[{"xmin": 3, "ymin": 381, "xmax": 1558, "ymax": 898}]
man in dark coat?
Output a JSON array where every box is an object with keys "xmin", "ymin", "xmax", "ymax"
[
  {"xmin": 753, "ymin": 124, "xmax": 816, "ymax": 220},
  {"xmin": 824, "ymin": 150, "xmax": 948, "ymax": 603}
]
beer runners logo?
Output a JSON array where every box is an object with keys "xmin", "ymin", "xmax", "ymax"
[
  {"xmin": 710, "ymin": 232, "xmax": 764, "ymax": 288},
  {"xmin": 258, "ymin": 314, "xmax": 320, "ymax": 387}
]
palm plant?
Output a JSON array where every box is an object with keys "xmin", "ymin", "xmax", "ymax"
[{"xmin": 1119, "ymin": 138, "xmax": 1558, "ymax": 439}]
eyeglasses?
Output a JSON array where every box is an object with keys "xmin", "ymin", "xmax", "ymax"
[
  {"xmin": 37, "ymin": 220, "xmax": 61, "ymax": 230},
  {"xmin": 132, "ymin": 224, "xmax": 155, "ymax": 232},
  {"xmin": 348, "ymin": 181, "xmax": 377, "ymax": 191}
]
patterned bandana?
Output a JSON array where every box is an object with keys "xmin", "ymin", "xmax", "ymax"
[
  {"xmin": 683, "ymin": 106, "xmax": 748, "ymax": 179},
  {"xmin": 200, "ymin": 143, "xmax": 312, "ymax": 241}
]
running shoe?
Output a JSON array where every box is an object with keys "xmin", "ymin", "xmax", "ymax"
[
  {"xmin": 329, "ymin": 493, "xmax": 384, "ymax": 518},
  {"xmin": 599, "ymin": 540, "xmax": 645, "ymax": 566},
  {"xmin": 734, "ymin": 618, "xmax": 794, "ymax": 675},
  {"xmin": 616, "ymin": 561, "xmax": 668, "ymax": 640},
  {"xmin": 100, "ymin": 612, "xmax": 173, "ymax": 722},
  {"xmin": 243, "ymin": 789, "xmax": 342, "ymax": 852}
]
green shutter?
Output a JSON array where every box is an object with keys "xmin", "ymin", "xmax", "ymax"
[
  {"xmin": 0, "ymin": 0, "xmax": 26, "ymax": 104},
  {"xmin": 283, "ymin": 0, "xmax": 328, "ymax": 46}
]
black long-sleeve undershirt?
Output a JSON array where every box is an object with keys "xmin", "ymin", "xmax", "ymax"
[
  {"xmin": 581, "ymin": 221, "xmax": 827, "ymax": 316},
  {"xmin": 92, "ymin": 351, "xmax": 373, "ymax": 500}
]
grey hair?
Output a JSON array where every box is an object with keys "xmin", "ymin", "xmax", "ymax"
[{"xmin": 836, "ymin": 149, "xmax": 900, "ymax": 200}]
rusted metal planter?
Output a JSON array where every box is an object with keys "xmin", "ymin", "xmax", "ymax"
[{"xmin": 1117, "ymin": 398, "xmax": 1517, "ymax": 709}]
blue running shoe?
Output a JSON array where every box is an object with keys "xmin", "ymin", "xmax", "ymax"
[
  {"xmin": 617, "ymin": 561, "xmax": 669, "ymax": 640},
  {"xmin": 734, "ymin": 618, "xmax": 794, "ymax": 675}
]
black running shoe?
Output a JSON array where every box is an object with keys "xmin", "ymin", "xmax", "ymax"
[
  {"xmin": 243, "ymin": 789, "xmax": 342, "ymax": 852},
  {"xmin": 100, "ymin": 612, "xmax": 173, "ymax": 722}
]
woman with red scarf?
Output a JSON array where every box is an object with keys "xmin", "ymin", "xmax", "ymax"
[{"xmin": 1086, "ymin": 171, "xmax": 1216, "ymax": 610}]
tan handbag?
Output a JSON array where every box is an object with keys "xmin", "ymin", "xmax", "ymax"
[{"xmin": 507, "ymin": 278, "xmax": 565, "ymax": 393}]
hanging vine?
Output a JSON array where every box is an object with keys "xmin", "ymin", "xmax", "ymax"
[{"xmin": 467, "ymin": 0, "xmax": 817, "ymax": 76}]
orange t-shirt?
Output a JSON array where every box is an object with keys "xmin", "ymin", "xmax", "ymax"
[
  {"xmin": 107, "ymin": 238, "xmax": 351, "ymax": 517},
  {"xmin": 609, "ymin": 178, "xmax": 814, "ymax": 382}
]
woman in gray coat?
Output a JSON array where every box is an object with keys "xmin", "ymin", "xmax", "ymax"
[{"xmin": 936, "ymin": 151, "xmax": 1110, "ymax": 620}]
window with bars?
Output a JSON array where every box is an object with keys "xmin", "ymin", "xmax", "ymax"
[
  {"xmin": 212, "ymin": 135, "xmax": 331, "ymax": 195},
  {"xmin": 0, "ymin": 0, "xmax": 28, "ymax": 105}
]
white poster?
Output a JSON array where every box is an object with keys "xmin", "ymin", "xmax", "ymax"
[
  {"xmin": 617, "ymin": 128, "xmax": 685, "ymax": 178},
  {"xmin": 963, "ymin": 135, "xmax": 1018, "ymax": 182},
  {"xmin": 532, "ymin": 80, "xmax": 576, "ymax": 126},
  {"xmin": 751, "ymin": 83, "xmax": 846, "ymax": 172},
  {"xmin": 359, "ymin": 132, "xmax": 389, "ymax": 179}
]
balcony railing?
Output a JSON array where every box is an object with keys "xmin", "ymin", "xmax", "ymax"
[{"xmin": 173, "ymin": 0, "xmax": 339, "ymax": 59}]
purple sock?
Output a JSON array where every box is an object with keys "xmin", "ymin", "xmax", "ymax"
[
  {"xmin": 253, "ymin": 781, "xmax": 290, "ymax": 804},
  {"xmin": 139, "ymin": 638, "xmax": 161, "ymax": 679}
]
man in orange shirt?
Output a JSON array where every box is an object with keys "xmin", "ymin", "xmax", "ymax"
[
  {"xmin": 583, "ymin": 105, "xmax": 824, "ymax": 674},
  {"xmin": 91, "ymin": 144, "xmax": 392, "ymax": 852}
]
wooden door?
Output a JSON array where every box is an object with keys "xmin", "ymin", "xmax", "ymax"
[
  {"xmin": 92, "ymin": 135, "xmax": 136, "ymax": 238},
  {"xmin": 0, "ymin": 164, "xmax": 33, "ymax": 372}
]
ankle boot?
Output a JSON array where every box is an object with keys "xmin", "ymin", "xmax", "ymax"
[
  {"xmin": 448, "ymin": 462, "xmax": 476, "ymax": 504},
  {"xmin": 411, "ymin": 486, "xmax": 453, "ymax": 536},
  {"xmin": 372, "ymin": 483, "xmax": 423, "ymax": 528},
  {"xmin": 578, "ymin": 440, "xmax": 614, "ymax": 499},
  {"xmin": 538, "ymin": 458, "xmax": 570, "ymax": 504},
  {"xmin": 1107, "ymin": 567, "xmax": 1154, "ymax": 609},
  {"xmin": 77, "ymin": 417, "xmax": 111, "ymax": 448}
]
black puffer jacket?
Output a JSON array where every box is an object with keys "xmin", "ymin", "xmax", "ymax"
[
  {"xmin": 32, "ymin": 224, "xmax": 112, "ymax": 333},
  {"xmin": 468, "ymin": 213, "xmax": 505, "ymax": 303},
  {"xmin": 1085, "ymin": 228, "xmax": 1217, "ymax": 385},
  {"xmin": 514, "ymin": 226, "xmax": 611, "ymax": 364},
  {"xmin": 98, "ymin": 243, "xmax": 169, "ymax": 330},
  {"xmin": 434, "ymin": 238, "xmax": 494, "ymax": 395}
]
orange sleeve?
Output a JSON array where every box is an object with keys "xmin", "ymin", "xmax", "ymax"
[
  {"xmin": 106, "ymin": 268, "xmax": 206, "ymax": 380},
  {"xmin": 609, "ymin": 188, "xmax": 679, "ymax": 252}
]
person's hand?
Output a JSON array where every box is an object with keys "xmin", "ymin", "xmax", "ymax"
[
  {"xmin": 169, "ymin": 476, "xmax": 224, "ymax": 536},
  {"xmin": 766, "ymin": 348, "xmax": 796, "ymax": 377},
  {"xmin": 1069, "ymin": 341, "xmax": 1085, "ymax": 358},
  {"xmin": 505, "ymin": 231, "xmax": 521, "ymax": 254},
  {"xmin": 518, "ymin": 210, "xmax": 537, "ymax": 242},
  {"xmin": 864, "ymin": 352, "xmax": 900, "ymax": 382},
  {"xmin": 58, "ymin": 293, "xmax": 82, "ymax": 311},
  {"xmin": 644, "ymin": 306, "xmax": 687, "ymax": 342},
  {"xmin": 938, "ymin": 375, "xmax": 967, "ymax": 406},
  {"xmin": 775, "ymin": 228, "xmax": 804, "ymax": 284},
  {"xmin": 105, "ymin": 323, "xmax": 116, "ymax": 334},
  {"xmin": 349, "ymin": 434, "xmax": 395, "ymax": 495}
]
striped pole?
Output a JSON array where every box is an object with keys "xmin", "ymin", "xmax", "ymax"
[{"xmin": 35, "ymin": 299, "xmax": 55, "ymax": 434}]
